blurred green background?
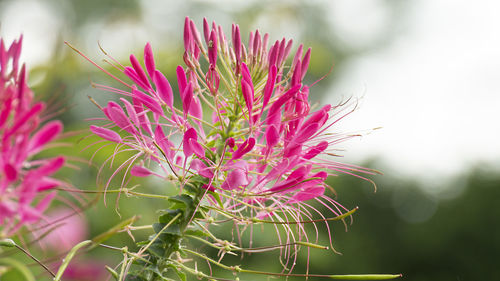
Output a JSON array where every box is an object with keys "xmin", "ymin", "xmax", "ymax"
[{"xmin": 1, "ymin": 0, "xmax": 498, "ymax": 280}]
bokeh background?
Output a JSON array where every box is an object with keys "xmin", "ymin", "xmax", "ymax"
[{"xmin": 1, "ymin": 0, "xmax": 499, "ymax": 280}]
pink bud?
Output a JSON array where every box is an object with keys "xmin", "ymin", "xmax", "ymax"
[
  {"xmin": 253, "ymin": 30, "xmax": 261, "ymax": 57},
  {"xmin": 292, "ymin": 44, "xmax": 304, "ymax": 70},
  {"xmin": 291, "ymin": 59, "xmax": 302, "ymax": 86},
  {"xmin": 226, "ymin": 137, "xmax": 235, "ymax": 148},
  {"xmin": 208, "ymin": 30, "xmax": 218, "ymax": 66},
  {"xmin": 144, "ymin": 42, "xmax": 156, "ymax": 79},
  {"xmin": 301, "ymin": 47, "xmax": 311, "ymax": 80},
  {"xmin": 183, "ymin": 17, "xmax": 192, "ymax": 53},
  {"xmin": 232, "ymin": 24, "xmax": 241, "ymax": 62},
  {"xmin": 203, "ymin": 18, "xmax": 210, "ymax": 44}
]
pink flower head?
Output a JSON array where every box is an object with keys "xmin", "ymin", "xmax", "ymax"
[
  {"xmin": 1, "ymin": 36, "xmax": 65, "ymax": 237},
  {"xmin": 83, "ymin": 19, "xmax": 378, "ymax": 260}
]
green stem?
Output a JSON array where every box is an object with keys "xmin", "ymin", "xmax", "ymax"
[{"xmin": 54, "ymin": 240, "xmax": 93, "ymax": 281}]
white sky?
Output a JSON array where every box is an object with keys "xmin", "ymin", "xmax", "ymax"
[{"xmin": 329, "ymin": 0, "xmax": 500, "ymax": 182}]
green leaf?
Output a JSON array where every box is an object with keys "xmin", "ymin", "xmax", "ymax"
[
  {"xmin": 153, "ymin": 223, "xmax": 181, "ymax": 236},
  {"xmin": 168, "ymin": 194, "xmax": 193, "ymax": 207},
  {"xmin": 159, "ymin": 209, "xmax": 183, "ymax": 224}
]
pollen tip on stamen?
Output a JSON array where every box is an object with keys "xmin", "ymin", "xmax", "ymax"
[{"xmin": 97, "ymin": 40, "xmax": 109, "ymax": 56}]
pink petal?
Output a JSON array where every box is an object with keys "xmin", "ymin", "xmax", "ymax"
[
  {"xmin": 182, "ymin": 82, "xmax": 193, "ymax": 115},
  {"xmin": 28, "ymin": 120, "xmax": 63, "ymax": 154},
  {"xmin": 132, "ymin": 88, "xmax": 163, "ymax": 116},
  {"xmin": 241, "ymin": 79, "xmax": 254, "ymax": 117},
  {"xmin": 303, "ymin": 141, "xmax": 328, "ymax": 160},
  {"xmin": 176, "ymin": 65, "xmax": 187, "ymax": 97},
  {"xmin": 32, "ymin": 157, "xmax": 65, "ymax": 177},
  {"xmin": 222, "ymin": 169, "xmax": 249, "ymax": 190},
  {"xmin": 154, "ymin": 125, "xmax": 175, "ymax": 161},
  {"xmin": 153, "ymin": 70, "xmax": 174, "ymax": 109},
  {"xmin": 129, "ymin": 54, "xmax": 151, "ymax": 89},
  {"xmin": 130, "ymin": 165, "xmax": 153, "ymax": 177},
  {"xmin": 291, "ymin": 186, "xmax": 325, "ymax": 202},
  {"xmin": 262, "ymin": 65, "xmax": 277, "ymax": 111},
  {"xmin": 123, "ymin": 66, "xmax": 150, "ymax": 91},
  {"xmin": 90, "ymin": 125, "xmax": 122, "ymax": 143},
  {"xmin": 190, "ymin": 159, "xmax": 213, "ymax": 178},
  {"xmin": 183, "ymin": 128, "xmax": 198, "ymax": 158},
  {"xmin": 265, "ymin": 125, "xmax": 279, "ymax": 149},
  {"xmin": 231, "ymin": 137, "xmax": 255, "ymax": 160},
  {"xmin": 4, "ymin": 163, "xmax": 17, "ymax": 182},
  {"xmin": 107, "ymin": 102, "xmax": 136, "ymax": 134}
]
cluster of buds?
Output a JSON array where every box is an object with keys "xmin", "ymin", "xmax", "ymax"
[
  {"xmin": 0, "ymin": 36, "xmax": 65, "ymax": 238},
  {"xmin": 80, "ymin": 17, "xmax": 383, "ymax": 279}
]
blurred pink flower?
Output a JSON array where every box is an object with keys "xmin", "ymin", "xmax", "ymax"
[
  {"xmin": 0, "ymin": 36, "xmax": 65, "ymax": 238},
  {"xmin": 35, "ymin": 207, "xmax": 88, "ymax": 253}
]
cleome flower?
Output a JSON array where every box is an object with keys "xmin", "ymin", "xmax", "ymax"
[
  {"xmin": 82, "ymin": 17, "xmax": 380, "ymax": 274},
  {"xmin": 0, "ymin": 36, "xmax": 65, "ymax": 238}
]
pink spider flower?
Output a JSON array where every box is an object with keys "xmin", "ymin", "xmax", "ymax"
[
  {"xmin": 0, "ymin": 36, "xmax": 65, "ymax": 238},
  {"xmin": 83, "ymin": 17, "xmax": 379, "ymax": 271}
]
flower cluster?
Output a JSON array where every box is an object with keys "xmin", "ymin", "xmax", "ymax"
[
  {"xmin": 0, "ymin": 36, "xmax": 65, "ymax": 238},
  {"xmin": 84, "ymin": 17, "xmax": 378, "ymax": 276}
]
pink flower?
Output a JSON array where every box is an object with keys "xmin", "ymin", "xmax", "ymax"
[
  {"xmin": 0, "ymin": 36, "xmax": 65, "ymax": 238},
  {"xmin": 86, "ymin": 17, "xmax": 377, "ymax": 228}
]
